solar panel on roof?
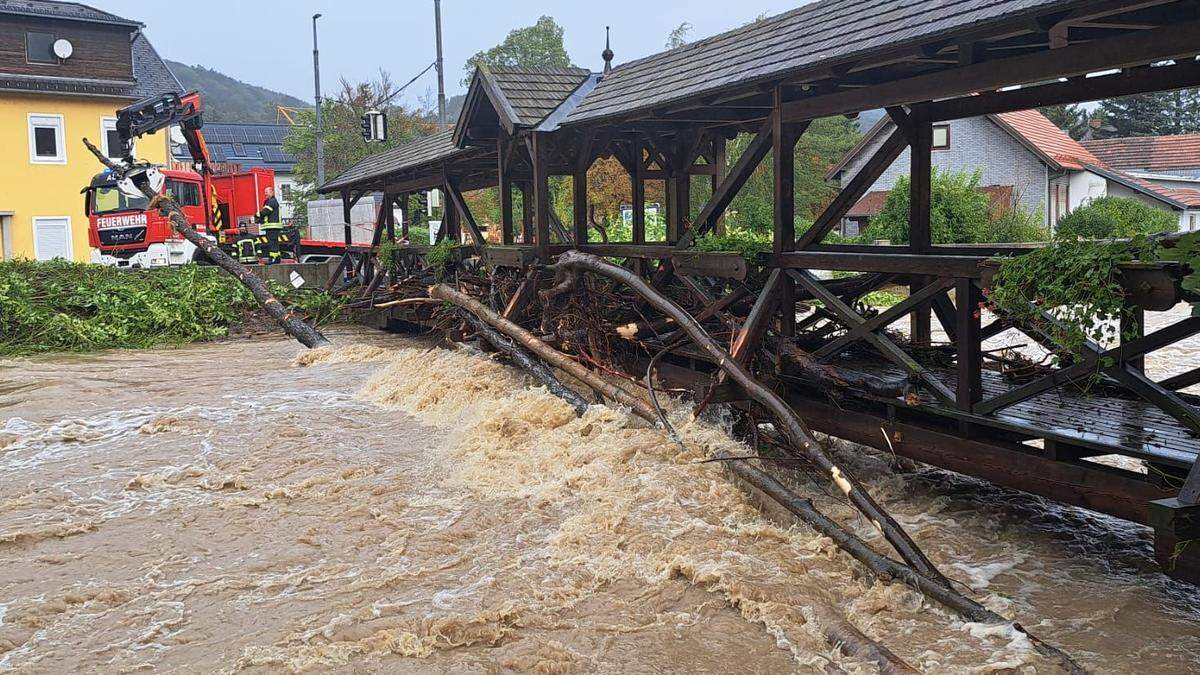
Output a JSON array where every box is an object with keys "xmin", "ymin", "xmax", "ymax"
[{"xmin": 261, "ymin": 147, "xmax": 291, "ymax": 163}]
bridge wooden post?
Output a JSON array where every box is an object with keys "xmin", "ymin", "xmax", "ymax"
[
  {"xmin": 384, "ymin": 192, "xmax": 396, "ymax": 243},
  {"xmin": 498, "ymin": 135, "xmax": 514, "ymax": 245},
  {"xmin": 529, "ymin": 132, "xmax": 552, "ymax": 262},
  {"xmin": 441, "ymin": 185, "xmax": 460, "ymax": 244},
  {"xmin": 1150, "ymin": 488, "xmax": 1200, "ymax": 583},
  {"xmin": 573, "ymin": 169, "xmax": 589, "ymax": 245},
  {"xmin": 520, "ymin": 181, "xmax": 534, "ymax": 245},
  {"xmin": 909, "ymin": 118, "xmax": 933, "ymax": 346},
  {"xmin": 399, "ymin": 193, "xmax": 410, "ymax": 240},
  {"xmin": 632, "ymin": 138, "xmax": 646, "ymax": 245},
  {"xmin": 340, "ymin": 189, "xmax": 353, "ymax": 250},
  {"xmin": 1122, "ymin": 305, "xmax": 1146, "ymax": 372},
  {"xmin": 955, "ymin": 278, "xmax": 982, "ymax": 412},
  {"xmin": 711, "ymin": 136, "xmax": 727, "ymax": 236},
  {"xmin": 773, "ymin": 91, "xmax": 802, "ymax": 340}
]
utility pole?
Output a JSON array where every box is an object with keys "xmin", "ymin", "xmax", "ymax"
[
  {"xmin": 312, "ymin": 13, "xmax": 326, "ymax": 188},
  {"xmin": 434, "ymin": 0, "xmax": 446, "ymax": 128}
]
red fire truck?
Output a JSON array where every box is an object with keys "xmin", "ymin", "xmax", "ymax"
[{"xmin": 84, "ymin": 91, "xmax": 348, "ymax": 268}]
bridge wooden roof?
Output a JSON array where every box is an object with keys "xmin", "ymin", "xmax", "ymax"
[
  {"xmin": 453, "ymin": 65, "xmax": 593, "ymax": 148},
  {"xmin": 320, "ymin": 130, "xmax": 476, "ymax": 192},
  {"xmin": 564, "ymin": 0, "xmax": 1089, "ymax": 125},
  {"xmin": 321, "ymin": 0, "xmax": 1200, "ymax": 194}
]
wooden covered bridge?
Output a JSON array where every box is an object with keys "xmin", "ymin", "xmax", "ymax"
[{"xmin": 319, "ymin": 0, "xmax": 1200, "ymax": 583}]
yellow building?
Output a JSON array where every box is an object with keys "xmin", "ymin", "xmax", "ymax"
[{"xmin": 0, "ymin": 1, "xmax": 181, "ymax": 262}]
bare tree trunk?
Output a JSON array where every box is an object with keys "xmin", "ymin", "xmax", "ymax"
[
  {"xmin": 83, "ymin": 139, "xmax": 330, "ymax": 349},
  {"xmin": 429, "ymin": 283, "xmax": 659, "ymax": 424},
  {"xmin": 807, "ymin": 605, "xmax": 920, "ymax": 674},
  {"xmin": 550, "ymin": 250, "xmax": 947, "ymax": 585}
]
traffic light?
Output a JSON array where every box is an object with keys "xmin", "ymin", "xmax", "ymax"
[{"xmin": 361, "ymin": 110, "xmax": 387, "ymax": 143}]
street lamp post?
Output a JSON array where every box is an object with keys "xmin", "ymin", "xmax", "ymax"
[
  {"xmin": 434, "ymin": 0, "xmax": 446, "ymax": 128},
  {"xmin": 312, "ymin": 13, "xmax": 325, "ymax": 188}
]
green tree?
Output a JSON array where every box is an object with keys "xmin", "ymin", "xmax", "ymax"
[
  {"xmin": 462, "ymin": 16, "xmax": 572, "ymax": 86},
  {"xmin": 724, "ymin": 116, "xmax": 862, "ymax": 234},
  {"xmin": 666, "ymin": 22, "xmax": 693, "ymax": 49},
  {"xmin": 1040, "ymin": 103, "xmax": 1091, "ymax": 140},
  {"xmin": 1055, "ymin": 196, "xmax": 1177, "ymax": 239},
  {"xmin": 1098, "ymin": 89, "xmax": 1200, "ymax": 136},
  {"xmin": 457, "ymin": 17, "xmax": 579, "ymax": 234},
  {"xmin": 282, "ymin": 73, "xmax": 437, "ymax": 225}
]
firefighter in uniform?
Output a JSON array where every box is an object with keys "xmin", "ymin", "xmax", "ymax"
[{"xmin": 256, "ymin": 187, "xmax": 283, "ymax": 264}]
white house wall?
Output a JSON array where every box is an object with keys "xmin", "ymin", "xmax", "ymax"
[
  {"xmin": 1068, "ymin": 170, "xmax": 1107, "ymax": 210},
  {"xmin": 840, "ymin": 116, "xmax": 1049, "ymax": 220}
]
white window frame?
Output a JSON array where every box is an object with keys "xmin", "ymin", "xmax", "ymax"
[
  {"xmin": 0, "ymin": 214, "xmax": 13, "ymax": 261},
  {"xmin": 100, "ymin": 117, "xmax": 132, "ymax": 160},
  {"xmin": 28, "ymin": 113, "xmax": 66, "ymax": 164},
  {"xmin": 32, "ymin": 216, "xmax": 73, "ymax": 261}
]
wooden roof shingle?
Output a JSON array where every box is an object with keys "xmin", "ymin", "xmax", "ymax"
[
  {"xmin": 319, "ymin": 130, "xmax": 465, "ymax": 192},
  {"xmin": 484, "ymin": 65, "xmax": 592, "ymax": 127},
  {"xmin": 564, "ymin": 0, "xmax": 1080, "ymax": 125}
]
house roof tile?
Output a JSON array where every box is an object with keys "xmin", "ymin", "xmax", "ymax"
[
  {"xmin": 1084, "ymin": 163, "xmax": 1200, "ymax": 209},
  {"xmin": 0, "ymin": 0, "xmax": 139, "ymax": 26},
  {"xmin": 993, "ymin": 109, "xmax": 1101, "ymax": 170},
  {"xmin": 1081, "ymin": 135, "xmax": 1200, "ymax": 173}
]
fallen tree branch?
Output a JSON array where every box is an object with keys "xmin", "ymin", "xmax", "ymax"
[
  {"xmin": 720, "ymin": 452, "xmax": 1086, "ymax": 674},
  {"xmin": 807, "ymin": 604, "xmax": 920, "ymax": 674},
  {"xmin": 455, "ymin": 309, "xmax": 590, "ymax": 415},
  {"xmin": 82, "ymin": 138, "xmax": 330, "ymax": 349},
  {"xmin": 551, "ymin": 250, "xmax": 947, "ymax": 585},
  {"xmin": 429, "ymin": 284, "xmax": 659, "ymax": 424},
  {"xmin": 372, "ymin": 297, "xmax": 441, "ymax": 309},
  {"xmin": 780, "ymin": 344, "xmax": 915, "ymax": 401}
]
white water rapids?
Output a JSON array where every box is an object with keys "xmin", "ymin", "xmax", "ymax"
[{"xmin": 0, "ymin": 326, "xmax": 1197, "ymax": 673}]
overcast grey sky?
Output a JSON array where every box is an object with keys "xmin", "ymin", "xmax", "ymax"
[{"xmin": 96, "ymin": 1, "xmax": 805, "ymax": 108}]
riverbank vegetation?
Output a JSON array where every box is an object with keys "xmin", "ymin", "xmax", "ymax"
[{"xmin": 0, "ymin": 261, "xmax": 343, "ymax": 357}]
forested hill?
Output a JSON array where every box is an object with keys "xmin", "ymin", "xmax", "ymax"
[{"xmin": 166, "ymin": 61, "xmax": 308, "ymax": 123}]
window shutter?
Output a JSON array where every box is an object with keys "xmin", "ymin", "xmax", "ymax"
[{"xmin": 35, "ymin": 218, "xmax": 71, "ymax": 260}]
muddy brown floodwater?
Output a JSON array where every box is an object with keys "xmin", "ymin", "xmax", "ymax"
[{"xmin": 1, "ymin": 326, "xmax": 1198, "ymax": 673}]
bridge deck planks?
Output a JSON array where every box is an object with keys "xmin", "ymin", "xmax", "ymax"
[{"xmin": 828, "ymin": 355, "xmax": 1200, "ymax": 469}]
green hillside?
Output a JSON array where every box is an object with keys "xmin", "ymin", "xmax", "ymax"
[{"xmin": 166, "ymin": 60, "xmax": 308, "ymax": 123}]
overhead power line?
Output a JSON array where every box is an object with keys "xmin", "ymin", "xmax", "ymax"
[{"xmin": 375, "ymin": 61, "xmax": 438, "ymax": 109}]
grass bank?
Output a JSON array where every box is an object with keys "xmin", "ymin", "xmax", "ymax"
[{"xmin": 0, "ymin": 260, "xmax": 342, "ymax": 357}]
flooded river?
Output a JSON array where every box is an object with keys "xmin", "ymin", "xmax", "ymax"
[{"xmin": 1, "ymin": 327, "xmax": 1198, "ymax": 673}]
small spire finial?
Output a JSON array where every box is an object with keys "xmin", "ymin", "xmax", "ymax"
[{"xmin": 602, "ymin": 26, "xmax": 614, "ymax": 74}]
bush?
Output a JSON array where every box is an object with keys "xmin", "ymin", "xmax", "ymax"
[
  {"xmin": 692, "ymin": 226, "xmax": 772, "ymax": 259},
  {"xmin": 0, "ymin": 260, "xmax": 342, "ymax": 356},
  {"xmin": 981, "ymin": 206, "xmax": 1049, "ymax": 243},
  {"xmin": 860, "ymin": 170, "xmax": 991, "ymax": 245},
  {"xmin": 858, "ymin": 170, "xmax": 1050, "ymax": 245},
  {"xmin": 0, "ymin": 261, "xmax": 256, "ymax": 356},
  {"xmin": 1055, "ymin": 196, "xmax": 1178, "ymax": 240}
]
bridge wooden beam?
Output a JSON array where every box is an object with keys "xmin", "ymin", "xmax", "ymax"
[
  {"xmin": 675, "ymin": 115, "xmax": 783, "ymax": 250},
  {"xmin": 778, "ymin": 20, "xmax": 1200, "ymax": 124}
]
